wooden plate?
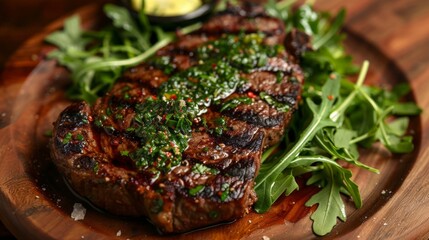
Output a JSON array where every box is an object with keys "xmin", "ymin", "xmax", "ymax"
[{"xmin": 0, "ymin": 2, "xmax": 426, "ymax": 239}]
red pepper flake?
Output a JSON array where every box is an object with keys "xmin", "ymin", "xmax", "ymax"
[
  {"xmin": 149, "ymin": 147, "xmax": 153, "ymax": 154},
  {"xmin": 111, "ymin": 139, "xmax": 119, "ymax": 146},
  {"xmin": 88, "ymin": 116, "xmax": 93, "ymax": 122},
  {"xmin": 327, "ymin": 95, "xmax": 334, "ymax": 101},
  {"xmin": 166, "ymin": 152, "xmax": 172, "ymax": 158},
  {"xmin": 329, "ymin": 73, "xmax": 337, "ymax": 79},
  {"xmin": 247, "ymin": 91, "xmax": 257, "ymax": 98},
  {"xmin": 162, "ymin": 114, "xmax": 166, "ymax": 121},
  {"xmin": 151, "ymin": 95, "xmax": 157, "ymax": 100},
  {"xmin": 187, "ymin": 98, "xmax": 192, "ymax": 103},
  {"xmin": 211, "ymin": 63, "xmax": 217, "ymax": 69},
  {"xmin": 170, "ymin": 94, "xmax": 177, "ymax": 100}
]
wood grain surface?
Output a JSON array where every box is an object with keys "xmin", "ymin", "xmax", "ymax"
[{"xmin": 0, "ymin": 0, "xmax": 428, "ymax": 239}]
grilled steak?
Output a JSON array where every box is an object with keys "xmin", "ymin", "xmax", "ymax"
[{"xmin": 50, "ymin": 3, "xmax": 307, "ymax": 233}]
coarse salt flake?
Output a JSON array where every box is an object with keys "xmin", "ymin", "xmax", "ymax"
[
  {"xmin": 262, "ymin": 236, "xmax": 270, "ymax": 240},
  {"xmin": 116, "ymin": 230, "xmax": 122, "ymax": 237},
  {"xmin": 71, "ymin": 203, "xmax": 86, "ymax": 221}
]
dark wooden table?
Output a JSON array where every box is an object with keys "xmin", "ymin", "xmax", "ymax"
[
  {"xmin": 1, "ymin": 0, "xmax": 429, "ymax": 239},
  {"xmin": 0, "ymin": 1, "xmax": 91, "ymax": 70}
]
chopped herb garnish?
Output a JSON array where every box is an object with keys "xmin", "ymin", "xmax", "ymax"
[
  {"xmin": 120, "ymin": 150, "xmax": 129, "ymax": 156},
  {"xmin": 220, "ymin": 183, "xmax": 230, "ymax": 202},
  {"xmin": 189, "ymin": 185, "xmax": 205, "ymax": 196},
  {"xmin": 76, "ymin": 134, "xmax": 84, "ymax": 141},
  {"xmin": 127, "ymin": 33, "xmax": 281, "ymax": 173},
  {"xmin": 93, "ymin": 162, "xmax": 99, "ymax": 173},
  {"xmin": 124, "ymin": 92, "xmax": 130, "ymax": 100},
  {"xmin": 220, "ymin": 96, "xmax": 252, "ymax": 112},
  {"xmin": 94, "ymin": 119, "xmax": 103, "ymax": 127},
  {"xmin": 259, "ymin": 92, "xmax": 290, "ymax": 112},
  {"xmin": 192, "ymin": 163, "xmax": 220, "ymax": 175},
  {"xmin": 151, "ymin": 198, "xmax": 164, "ymax": 213},
  {"xmin": 209, "ymin": 211, "xmax": 219, "ymax": 219},
  {"xmin": 62, "ymin": 132, "xmax": 73, "ymax": 144},
  {"xmin": 213, "ymin": 117, "xmax": 228, "ymax": 136}
]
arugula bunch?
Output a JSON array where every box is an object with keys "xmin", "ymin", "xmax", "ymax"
[
  {"xmin": 256, "ymin": 1, "xmax": 421, "ymax": 236},
  {"xmin": 46, "ymin": 4, "xmax": 199, "ymax": 103}
]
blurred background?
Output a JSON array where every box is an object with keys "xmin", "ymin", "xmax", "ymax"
[{"xmin": 0, "ymin": 0, "xmax": 90, "ymax": 69}]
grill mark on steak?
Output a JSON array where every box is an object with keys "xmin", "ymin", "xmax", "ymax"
[{"xmin": 50, "ymin": 4, "xmax": 309, "ymax": 233}]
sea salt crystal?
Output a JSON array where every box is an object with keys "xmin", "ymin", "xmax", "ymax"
[
  {"xmin": 262, "ymin": 236, "xmax": 270, "ymax": 240},
  {"xmin": 71, "ymin": 203, "xmax": 86, "ymax": 221},
  {"xmin": 116, "ymin": 230, "xmax": 122, "ymax": 237}
]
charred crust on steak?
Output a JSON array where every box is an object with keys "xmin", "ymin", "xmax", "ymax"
[{"xmin": 50, "ymin": 4, "xmax": 308, "ymax": 233}]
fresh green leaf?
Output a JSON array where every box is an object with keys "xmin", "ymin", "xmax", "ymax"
[
  {"xmin": 305, "ymin": 161, "xmax": 360, "ymax": 236},
  {"xmin": 103, "ymin": 4, "xmax": 149, "ymax": 50},
  {"xmin": 386, "ymin": 117, "xmax": 409, "ymax": 136},
  {"xmin": 312, "ymin": 9, "xmax": 345, "ymax": 50},
  {"xmin": 391, "ymin": 102, "xmax": 422, "ymax": 115},
  {"xmin": 254, "ymin": 77, "xmax": 340, "ymax": 212},
  {"xmin": 45, "ymin": 15, "xmax": 86, "ymax": 51},
  {"xmin": 254, "ymin": 170, "xmax": 298, "ymax": 213},
  {"xmin": 333, "ymin": 128, "xmax": 356, "ymax": 148}
]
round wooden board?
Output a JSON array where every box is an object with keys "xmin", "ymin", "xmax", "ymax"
[{"xmin": 0, "ymin": 2, "xmax": 428, "ymax": 239}]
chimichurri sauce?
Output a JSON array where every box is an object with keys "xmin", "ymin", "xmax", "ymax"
[{"xmin": 128, "ymin": 33, "xmax": 282, "ymax": 173}]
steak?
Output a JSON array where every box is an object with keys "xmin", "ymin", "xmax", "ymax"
[{"xmin": 50, "ymin": 3, "xmax": 307, "ymax": 233}]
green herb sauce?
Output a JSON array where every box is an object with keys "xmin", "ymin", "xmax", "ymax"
[{"xmin": 128, "ymin": 33, "xmax": 281, "ymax": 174}]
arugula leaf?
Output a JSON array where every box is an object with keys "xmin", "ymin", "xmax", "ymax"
[
  {"xmin": 314, "ymin": 130, "xmax": 379, "ymax": 173},
  {"xmin": 254, "ymin": 75, "xmax": 340, "ymax": 213},
  {"xmin": 45, "ymin": 16, "xmax": 87, "ymax": 52},
  {"xmin": 104, "ymin": 4, "xmax": 150, "ymax": 50},
  {"xmin": 254, "ymin": 169, "xmax": 298, "ymax": 213},
  {"xmin": 46, "ymin": 4, "xmax": 202, "ymax": 103},
  {"xmin": 353, "ymin": 82, "xmax": 416, "ymax": 153},
  {"xmin": 312, "ymin": 9, "xmax": 345, "ymax": 50},
  {"xmin": 260, "ymin": 2, "xmax": 420, "ymax": 235},
  {"xmin": 391, "ymin": 102, "xmax": 422, "ymax": 115},
  {"xmin": 305, "ymin": 163, "xmax": 348, "ymax": 236},
  {"xmin": 333, "ymin": 128, "xmax": 356, "ymax": 148}
]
